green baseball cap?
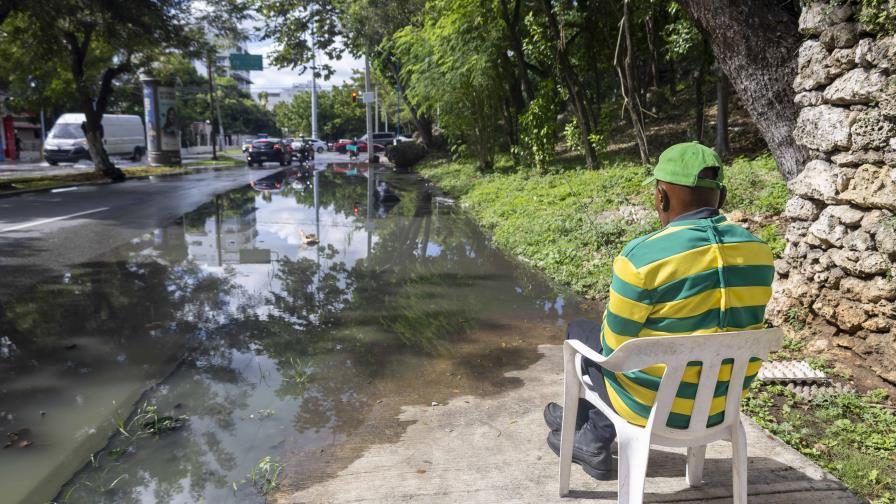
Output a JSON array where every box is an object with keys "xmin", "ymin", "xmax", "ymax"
[{"xmin": 643, "ymin": 142, "xmax": 725, "ymax": 190}]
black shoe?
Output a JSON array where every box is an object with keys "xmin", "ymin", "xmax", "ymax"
[
  {"xmin": 543, "ymin": 400, "xmax": 593, "ymax": 432},
  {"xmin": 546, "ymin": 426, "xmax": 614, "ymax": 481},
  {"xmin": 543, "ymin": 402, "xmax": 564, "ymax": 431}
]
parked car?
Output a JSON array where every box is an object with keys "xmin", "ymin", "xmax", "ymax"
[
  {"xmin": 44, "ymin": 113, "xmax": 146, "ymax": 165},
  {"xmin": 359, "ymin": 132, "xmax": 395, "ymax": 146},
  {"xmin": 334, "ymin": 139, "xmax": 386, "ymax": 154},
  {"xmin": 392, "ymin": 135, "xmax": 413, "ymax": 145},
  {"xmin": 355, "ymin": 141, "xmax": 385, "ymax": 153},
  {"xmin": 246, "ymin": 138, "xmax": 293, "ymax": 167},
  {"xmin": 332, "ymin": 138, "xmax": 354, "ymax": 153},
  {"xmin": 290, "ymin": 138, "xmax": 327, "ymax": 154}
]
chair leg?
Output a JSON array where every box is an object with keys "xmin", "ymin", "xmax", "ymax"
[
  {"xmin": 731, "ymin": 420, "xmax": 748, "ymax": 504},
  {"xmin": 686, "ymin": 445, "xmax": 707, "ymax": 487},
  {"xmin": 616, "ymin": 432, "xmax": 650, "ymax": 504},
  {"xmin": 558, "ymin": 357, "xmax": 581, "ymax": 496}
]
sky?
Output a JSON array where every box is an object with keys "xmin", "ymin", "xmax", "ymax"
[{"xmin": 243, "ymin": 40, "xmax": 363, "ymax": 92}]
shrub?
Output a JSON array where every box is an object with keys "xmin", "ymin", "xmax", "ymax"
[{"xmin": 387, "ymin": 141, "xmax": 427, "ymax": 169}]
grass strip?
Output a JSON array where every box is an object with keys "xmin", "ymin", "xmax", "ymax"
[
  {"xmin": 419, "ymin": 153, "xmax": 786, "ymax": 299},
  {"xmin": 0, "ymin": 157, "xmax": 245, "ymax": 193}
]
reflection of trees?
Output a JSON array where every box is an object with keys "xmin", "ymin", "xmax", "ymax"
[
  {"xmin": 184, "ymin": 189, "xmax": 257, "ymax": 232},
  {"xmin": 44, "ymin": 170, "xmax": 585, "ymax": 502}
]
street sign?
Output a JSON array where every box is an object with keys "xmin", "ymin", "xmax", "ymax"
[
  {"xmin": 362, "ymin": 92, "xmax": 375, "ymax": 104},
  {"xmin": 229, "ymin": 53, "xmax": 263, "ymax": 71}
]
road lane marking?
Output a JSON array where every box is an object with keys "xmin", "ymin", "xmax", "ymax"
[{"xmin": 0, "ymin": 207, "xmax": 110, "ymax": 233}]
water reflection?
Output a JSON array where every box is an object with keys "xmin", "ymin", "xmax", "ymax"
[{"xmin": 0, "ymin": 165, "xmax": 586, "ymax": 503}]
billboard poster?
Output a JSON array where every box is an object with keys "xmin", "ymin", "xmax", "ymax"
[
  {"xmin": 158, "ymin": 86, "xmax": 178, "ymax": 151},
  {"xmin": 143, "ymin": 83, "xmax": 157, "ymax": 150}
]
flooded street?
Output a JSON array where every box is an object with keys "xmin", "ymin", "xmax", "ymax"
[{"xmin": 0, "ymin": 163, "xmax": 587, "ymax": 503}]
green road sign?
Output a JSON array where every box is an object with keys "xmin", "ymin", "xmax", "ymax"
[{"xmin": 229, "ymin": 53, "xmax": 263, "ymax": 71}]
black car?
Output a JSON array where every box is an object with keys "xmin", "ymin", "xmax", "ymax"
[{"xmin": 246, "ymin": 138, "xmax": 292, "ymax": 167}]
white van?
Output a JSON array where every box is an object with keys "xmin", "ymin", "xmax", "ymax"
[{"xmin": 44, "ymin": 113, "xmax": 146, "ymax": 165}]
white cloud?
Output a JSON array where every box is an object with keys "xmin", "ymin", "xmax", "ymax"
[{"xmin": 244, "ymin": 40, "xmax": 363, "ymax": 92}]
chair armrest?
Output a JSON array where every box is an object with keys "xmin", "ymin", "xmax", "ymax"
[{"xmin": 564, "ymin": 339, "xmax": 627, "ymax": 372}]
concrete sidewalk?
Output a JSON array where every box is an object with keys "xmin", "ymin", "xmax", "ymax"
[{"xmin": 281, "ymin": 345, "xmax": 861, "ymax": 503}]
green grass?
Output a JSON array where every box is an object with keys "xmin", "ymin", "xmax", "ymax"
[
  {"xmin": 743, "ymin": 385, "xmax": 896, "ymax": 503},
  {"xmin": 757, "ymin": 223, "xmax": 786, "ymax": 259},
  {"xmin": 0, "ymin": 157, "xmax": 245, "ymax": 193},
  {"xmin": 419, "ymin": 153, "xmax": 786, "ymax": 299}
]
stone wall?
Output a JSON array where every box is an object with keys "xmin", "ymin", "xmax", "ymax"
[{"xmin": 769, "ymin": 1, "xmax": 896, "ymax": 384}]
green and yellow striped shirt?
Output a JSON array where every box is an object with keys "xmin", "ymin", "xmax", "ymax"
[{"xmin": 600, "ymin": 213, "xmax": 774, "ymax": 429}]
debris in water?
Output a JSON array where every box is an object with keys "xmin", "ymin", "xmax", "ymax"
[
  {"xmin": 300, "ymin": 230, "xmax": 319, "ymax": 245},
  {"xmin": 0, "ymin": 336, "xmax": 17, "ymax": 359}
]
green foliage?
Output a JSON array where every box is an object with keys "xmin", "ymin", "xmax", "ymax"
[
  {"xmin": 421, "ymin": 154, "xmax": 786, "ymax": 299},
  {"xmin": 513, "ymin": 80, "xmax": 563, "ymax": 173},
  {"xmin": 394, "ymin": 0, "xmax": 505, "ymax": 170},
  {"xmin": 785, "ymin": 306, "xmax": 809, "ymax": 331},
  {"xmin": 247, "ymin": 456, "xmax": 282, "ymax": 496},
  {"xmin": 112, "ymin": 402, "xmax": 188, "ymax": 439},
  {"xmin": 744, "ymin": 384, "xmax": 896, "ymax": 502},
  {"xmin": 807, "ymin": 355, "xmax": 837, "ymax": 375},
  {"xmin": 723, "ymin": 155, "xmax": 789, "ymax": 215},
  {"xmin": 757, "ymin": 224, "xmax": 786, "ymax": 258},
  {"xmin": 772, "ymin": 334, "xmax": 808, "ymax": 360},
  {"xmin": 273, "ymin": 76, "xmax": 367, "ymax": 141},
  {"xmin": 858, "ymin": 0, "xmax": 896, "ymax": 34},
  {"xmin": 662, "ymin": 3, "xmax": 701, "ymax": 60}
]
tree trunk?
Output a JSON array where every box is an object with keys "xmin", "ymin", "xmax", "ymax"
[
  {"xmin": 81, "ymin": 112, "xmax": 120, "ymax": 179},
  {"xmin": 542, "ymin": 0, "xmax": 598, "ymax": 169},
  {"xmin": 715, "ymin": 68, "xmax": 731, "ymax": 159},
  {"xmin": 645, "ymin": 11, "xmax": 660, "ymax": 89},
  {"xmin": 617, "ymin": 0, "xmax": 650, "ymax": 165},
  {"xmin": 207, "ymin": 54, "xmax": 218, "ymax": 161},
  {"xmin": 694, "ymin": 39, "xmax": 710, "ymax": 143},
  {"xmin": 498, "ymin": 0, "xmax": 535, "ymax": 104},
  {"xmin": 678, "ymin": 0, "xmax": 805, "ymax": 180},
  {"xmin": 64, "ymin": 29, "xmax": 125, "ymax": 180},
  {"xmin": 385, "ymin": 60, "xmax": 437, "ymax": 150}
]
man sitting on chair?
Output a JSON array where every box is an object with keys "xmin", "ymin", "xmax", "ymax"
[{"xmin": 543, "ymin": 142, "xmax": 774, "ymax": 480}]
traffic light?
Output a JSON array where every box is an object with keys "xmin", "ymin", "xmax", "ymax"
[{"xmin": 351, "ymin": 90, "xmax": 358, "ymax": 103}]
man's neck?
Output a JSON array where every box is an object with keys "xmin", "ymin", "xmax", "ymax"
[{"xmin": 669, "ymin": 207, "xmax": 720, "ymax": 223}]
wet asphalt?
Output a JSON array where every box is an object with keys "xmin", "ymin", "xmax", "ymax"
[{"xmin": 0, "ymin": 161, "xmax": 285, "ymax": 298}]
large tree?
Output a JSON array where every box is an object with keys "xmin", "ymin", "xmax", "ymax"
[
  {"xmin": 679, "ymin": 0, "xmax": 806, "ymax": 179},
  {"xmin": 1, "ymin": 1, "xmax": 196, "ymax": 179},
  {"xmin": 1, "ymin": 0, "xmax": 249, "ymax": 179}
]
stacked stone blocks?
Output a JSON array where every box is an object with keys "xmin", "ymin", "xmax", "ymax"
[{"xmin": 772, "ymin": 1, "xmax": 896, "ymax": 384}]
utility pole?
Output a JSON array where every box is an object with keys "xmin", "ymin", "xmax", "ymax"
[
  {"xmin": 206, "ymin": 52, "xmax": 218, "ymax": 160},
  {"xmin": 374, "ymin": 86, "xmax": 379, "ymax": 133},
  {"xmin": 310, "ymin": 16, "xmax": 319, "ymax": 139},
  {"xmin": 364, "ymin": 55, "xmax": 374, "ymax": 164},
  {"xmin": 396, "ymin": 83, "xmax": 401, "ymax": 137}
]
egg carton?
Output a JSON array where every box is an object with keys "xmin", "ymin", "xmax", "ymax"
[{"xmin": 757, "ymin": 360, "xmax": 828, "ymax": 383}]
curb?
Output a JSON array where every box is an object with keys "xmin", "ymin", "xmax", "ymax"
[{"xmin": 0, "ymin": 162, "xmax": 246, "ymax": 199}]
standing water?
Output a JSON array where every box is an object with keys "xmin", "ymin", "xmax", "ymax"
[{"xmin": 0, "ymin": 164, "xmax": 586, "ymax": 503}]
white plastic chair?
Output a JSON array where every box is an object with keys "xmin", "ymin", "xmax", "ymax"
[{"xmin": 558, "ymin": 328, "xmax": 783, "ymax": 503}]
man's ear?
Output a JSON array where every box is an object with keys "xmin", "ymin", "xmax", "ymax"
[
  {"xmin": 717, "ymin": 187, "xmax": 727, "ymax": 210},
  {"xmin": 659, "ymin": 185, "xmax": 670, "ymax": 212}
]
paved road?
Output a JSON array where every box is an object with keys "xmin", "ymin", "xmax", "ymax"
[{"xmin": 0, "ymin": 164, "xmax": 281, "ymax": 298}]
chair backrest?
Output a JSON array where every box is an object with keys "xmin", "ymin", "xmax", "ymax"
[{"xmin": 599, "ymin": 328, "xmax": 783, "ymax": 440}]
